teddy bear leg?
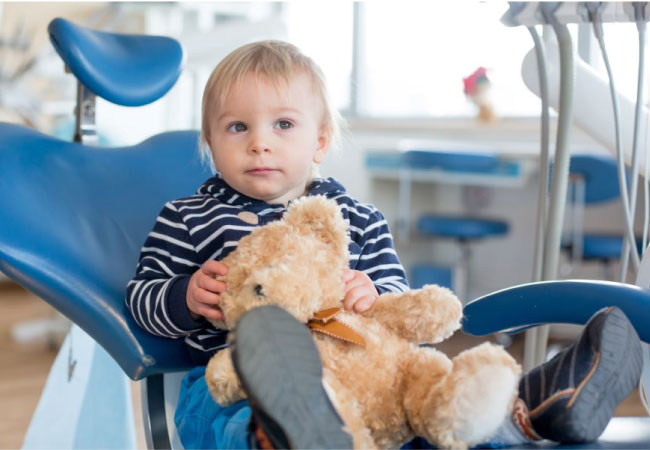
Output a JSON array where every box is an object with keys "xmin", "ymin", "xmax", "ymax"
[
  {"xmin": 404, "ymin": 342, "xmax": 521, "ymax": 449},
  {"xmin": 402, "ymin": 346, "xmax": 457, "ymax": 447},
  {"xmin": 322, "ymin": 369, "xmax": 377, "ymax": 449}
]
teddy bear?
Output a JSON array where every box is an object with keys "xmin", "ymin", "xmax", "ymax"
[{"xmin": 204, "ymin": 195, "xmax": 521, "ymax": 449}]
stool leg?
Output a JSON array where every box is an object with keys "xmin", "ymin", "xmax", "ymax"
[
  {"xmin": 454, "ymin": 241, "xmax": 471, "ymax": 303},
  {"xmin": 603, "ymin": 259, "xmax": 614, "ymax": 281}
]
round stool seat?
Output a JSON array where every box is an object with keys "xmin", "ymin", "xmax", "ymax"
[{"xmin": 417, "ymin": 216, "xmax": 508, "ymax": 240}]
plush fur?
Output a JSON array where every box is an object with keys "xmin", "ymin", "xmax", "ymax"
[{"xmin": 205, "ymin": 196, "xmax": 521, "ymax": 449}]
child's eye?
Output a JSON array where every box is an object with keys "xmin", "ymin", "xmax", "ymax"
[
  {"xmin": 274, "ymin": 120, "xmax": 293, "ymax": 130},
  {"xmin": 227, "ymin": 122, "xmax": 247, "ymax": 133}
]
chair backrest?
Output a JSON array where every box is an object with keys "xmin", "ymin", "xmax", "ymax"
[
  {"xmin": 0, "ymin": 122, "xmax": 213, "ymax": 379},
  {"xmin": 568, "ymin": 154, "xmax": 621, "ymax": 204}
]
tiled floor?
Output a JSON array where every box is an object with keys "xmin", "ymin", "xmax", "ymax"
[{"xmin": 0, "ymin": 280, "xmax": 646, "ymax": 449}]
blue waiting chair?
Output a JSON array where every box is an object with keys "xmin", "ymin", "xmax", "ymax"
[
  {"xmin": 0, "ymin": 18, "xmax": 648, "ymax": 449},
  {"xmin": 562, "ymin": 154, "xmax": 641, "ymax": 279}
]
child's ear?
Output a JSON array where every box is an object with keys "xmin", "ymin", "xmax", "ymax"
[{"xmin": 313, "ymin": 128, "xmax": 330, "ymax": 164}]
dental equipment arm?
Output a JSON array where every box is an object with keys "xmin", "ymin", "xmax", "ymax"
[{"xmin": 524, "ymin": 25, "xmax": 551, "ymax": 372}]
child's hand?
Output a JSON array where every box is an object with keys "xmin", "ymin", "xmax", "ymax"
[
  {"xmin": 341, "ymin": 269, "xmax": 379, "ymax": 313},
  {"xmin": 187, "ymin": 260, "xmax": 228, "ymax": 321}
]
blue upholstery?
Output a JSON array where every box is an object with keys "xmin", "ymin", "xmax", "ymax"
[
  {"xmin": 0, "ymin": 122, "xmax": 213, "ymax": 380},
  {"xmin": 462, "ymin": 280, "xmax": 650, "ymax": 344},
  {"xmin": 48, "ymin": 18, "xmax": 184, "ymax": 106},
  {"xmin": 417, "ymin": 216, "xmax": 508, "ymax": 240}
]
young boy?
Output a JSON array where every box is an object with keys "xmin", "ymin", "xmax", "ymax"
[{"xmin": 126, "ymin": 40, "xmax": 643, "ymax": 449}]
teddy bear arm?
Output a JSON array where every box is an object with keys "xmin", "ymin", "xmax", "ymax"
[
  {"xmin": 365, "ymin": 285, "xmax": 463, "ymax": 344},
  {"xmin": 205, "ymin": 348, "xmax": 247, "ymax": 406}
]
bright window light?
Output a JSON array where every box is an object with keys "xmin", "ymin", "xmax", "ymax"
[
  {"xmin": 285, "ymin": 2, "xmax": 353, "ymax": 113},
  {"xmin": 358, "ymin": 1, "xmax": 541, "ymax": 118}
]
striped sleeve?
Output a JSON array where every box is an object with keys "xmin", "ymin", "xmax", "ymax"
[
  {"xmin": 353, "ymin": 208, "xmax": 409, "ymax": 294},
  {"xmin": 125, "ymin": 201, "xmax": 204, "ymax": 338}
]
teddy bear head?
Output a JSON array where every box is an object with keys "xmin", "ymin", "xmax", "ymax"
[{"xmin": 209, "ymin": 196, "xmax": 350, "ymax": 329}]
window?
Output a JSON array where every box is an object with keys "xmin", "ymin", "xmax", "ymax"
[
  {"xmin": 285, "ymin": 2, "xmax": 353, "ymax": 113},
  {"xmin": 356, "ymin": 2, "xmax": 541, "ymax": 117},
  {"xmin": 593, "ymin": 22, "xmax": 647, "ymax": 104},
  {"xmin": 285, "ymin": 2, "xmax": 544, "ymax": 118}
]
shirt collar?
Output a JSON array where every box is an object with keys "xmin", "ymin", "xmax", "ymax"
[{"xmin": 196, "ymin": 174, "xmax": 347, "ymax": 213}]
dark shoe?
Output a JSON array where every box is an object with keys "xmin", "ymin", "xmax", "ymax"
[
  {"xmin": 520, "ymin": 306, "xmax": 643, "ymax": 443},
  {"xmin": 231, "ymin": 305, "xmax": 353, "ymax": 449}
]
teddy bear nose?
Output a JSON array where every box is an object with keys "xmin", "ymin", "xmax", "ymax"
[{"xmin": 254, "ymin": 284, "xmax": 264, "ymax": 297}]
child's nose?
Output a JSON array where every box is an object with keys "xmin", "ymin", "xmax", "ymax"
[{"xmin": 247, "ymin": 131, "xmax": 271, "ymax": 154}]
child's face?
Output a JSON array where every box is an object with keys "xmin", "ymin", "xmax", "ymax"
[{"xmin": 207, "ymin": 72, "xmax": 329, "ymax": 205}]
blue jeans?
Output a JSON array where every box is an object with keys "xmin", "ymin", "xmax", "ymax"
[
  {"xmin": 174, "ymin": 366, "xmax": 505, "ymax": 449},
  {"xmin": 175, "ymin": 366, "xmax": 251, "ymax": 449}
]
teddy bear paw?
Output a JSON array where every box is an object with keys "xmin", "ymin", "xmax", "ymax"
[{"xmin": 449, "ymin": 342, "xmax": 521, "ymax": 445}]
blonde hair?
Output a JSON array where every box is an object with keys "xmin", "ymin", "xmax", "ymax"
[{"xmin": 199, "ymin": 40, "xmax": 344, "ymax": 168}]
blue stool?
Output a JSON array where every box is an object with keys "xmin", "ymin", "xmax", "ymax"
[
  {"xmin": 563, "ymin": 154, "xmax": 640, "ymax": 279},
  {"xmin": 401, "ymin": 151, "xmax": 509, "ymax": 301}
]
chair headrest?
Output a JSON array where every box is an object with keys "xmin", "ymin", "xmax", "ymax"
[{"xmin": 48, "ymin": 17, "xmax": 185, "ymax": 106}]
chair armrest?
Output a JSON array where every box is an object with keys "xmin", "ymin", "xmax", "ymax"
[{"xmin": 462, "ymin": 280, "xmax": 650, "ymax": 344}]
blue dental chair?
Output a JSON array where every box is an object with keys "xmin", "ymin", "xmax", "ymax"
[
  {"xmin": 1, "ymin": 18, "xmax": 211, "ymax": 448},
  {"xmin": 0, "ymin": 17, "xmax": 648, "ymax": 450}
]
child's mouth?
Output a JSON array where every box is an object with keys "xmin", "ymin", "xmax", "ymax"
[{"xmin": 247, "ymin": 168, "xmax": 277, "ymax": 175}]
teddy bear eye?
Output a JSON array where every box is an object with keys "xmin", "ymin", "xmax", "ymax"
[{"xmin": 254, "ymin": 284, "xmax": 264, "ymax": 297}]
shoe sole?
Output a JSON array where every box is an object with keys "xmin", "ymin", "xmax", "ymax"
[
  {"xmin": 231, "ymin": 305, "xmax": 353, "ymax": 449},
  {"xmin": 542, "ymin": 306, "xmax": 643, "ymax": 442}
]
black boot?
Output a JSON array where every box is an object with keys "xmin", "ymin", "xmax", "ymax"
[
  {"xmin": 231, "ymin": 305, "xmax": 353, "ymax": 449},
  {"xmin": 520, "ymin": 306, "xmax": 643, "ymax": 443}
]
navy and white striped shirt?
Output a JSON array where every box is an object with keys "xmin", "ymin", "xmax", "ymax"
[{"xmin": 126, "ymin": 175, "xmax": 408, "ymax": 363}]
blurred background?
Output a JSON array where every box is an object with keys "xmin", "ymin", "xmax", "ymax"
[{"xmin": 1, "ymin": 2, "xmax": 647, "ymax": 447}]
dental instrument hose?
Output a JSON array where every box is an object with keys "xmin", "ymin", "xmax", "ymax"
[
  {"xmin": 528, "ymin": 26, "xmax": 551, "ymax": 287},
  {"xmin": 641, "ymin": 79, "xmax": 650, "ymax": 251},
  {"xmin": 620, "ymin": 6, "xmax": 647, "ymax": 281},
  {"xmin": 591, "ymin": 9, "xmax": 641, "ymax": 272},
  {"xmin": 535, "ymin": 15, "xmax": 575, "ymax": 366},
  {"xmin": 524, "ymin": 25, "xmax": 550, "ymax": 372}
]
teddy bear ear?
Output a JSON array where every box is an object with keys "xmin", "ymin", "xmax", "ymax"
[{"xmin": 284, "ymin": 196, "xmax": 349, "ymax": 250}]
